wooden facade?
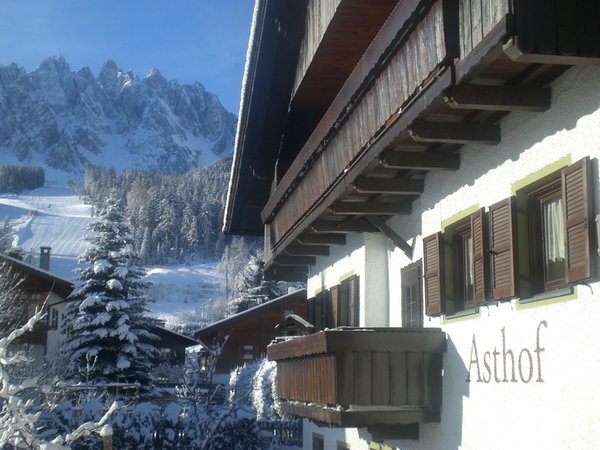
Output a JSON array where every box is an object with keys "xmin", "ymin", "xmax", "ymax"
[{"xmin": 193, "ymin": 289, "xmax": 307, "ymax": 378}]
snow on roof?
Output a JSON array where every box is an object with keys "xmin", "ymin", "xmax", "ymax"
[
  {"xmin": 224, "ymin": 0, "xmax": 263, "ymax": 233},
  {"xmin": 0, "ymin": 252, "xmax": 74, "ymax": 290}
]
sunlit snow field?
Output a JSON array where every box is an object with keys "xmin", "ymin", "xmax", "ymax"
[{"xmin": 0, "ymin": 187, "xmax": 222, "ymax": 327}]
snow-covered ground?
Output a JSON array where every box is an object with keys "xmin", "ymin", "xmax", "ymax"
[{"xmin": 0, "ymin": 187, "xmax": 223, "ymax": 328}]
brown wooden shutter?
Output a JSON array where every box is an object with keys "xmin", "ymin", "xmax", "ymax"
[
  {"xmin": 330, "ymin": 285, "xmax": 339, "ymax": 328},
  {"xmin": 350, "ymin": 275, "xmax": 360, "ymax": 326},
  {"xmin": 423, "ymin": 232, "xmax": 444, "ymax": 316},
  {"xmin": 562, "ymin": 156, "xmax": 594, "ymax": 283},
  {"xmin": 471, "ymin": 207, "xmax": 488, "ymax": 304},
  {"xmin": 307, "ymin": 298, "xmax": 315, "ymax": 327},
  {"xmin": 489, "ymin": 197, "xmax": 516, "ymax": 299}
]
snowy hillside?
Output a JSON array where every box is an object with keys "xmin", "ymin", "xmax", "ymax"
[{"xmin": 0, "ymin": 187, "xmax": 223, "ymax": 327}]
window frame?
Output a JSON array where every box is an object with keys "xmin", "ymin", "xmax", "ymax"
[{"xmin": 401, "ymin": 260, "xmax": 423, "ymax": 328}]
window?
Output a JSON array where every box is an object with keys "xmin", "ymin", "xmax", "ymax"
[
  {"xmin": 50, "ymin": 308, "xmax": 59, "ymax": 329},
  {"xmin": 312, "ymin": 433, "xmax": 324, "ymax": 450},
  {"xmin": 423, "ymin": 157, "xmax": 594, "ymax": 314},
  {"xmin": 401, "ymin": 261, "xmax": 423, "ymax": 328},
  {"xmin": 242, "ymin": 345, "xmax": 254, "ymax": 362},
  {"xmin": 307, "ymin": 275, "xmax": 359, "ymax": 330},
  {"xmin": 528, "ymin": 179, "xmax": 566, "ymax": 292},
  {"xmin": 514, "ymin": 157, "xmax": 594, "ymax": 299}
]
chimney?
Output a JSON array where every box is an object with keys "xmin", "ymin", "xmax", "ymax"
[{"xmin": 40, "ymin": 247, "xmax": 51, "ymax": 271}]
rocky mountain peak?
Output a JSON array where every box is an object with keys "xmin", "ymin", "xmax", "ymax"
[{"xmin": 0, "ymin": 56, "xmax": 237, "ymax": 181}]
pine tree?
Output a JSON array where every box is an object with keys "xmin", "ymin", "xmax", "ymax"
[{"xmin": 61, "ymin": 194, "xmax": 159, "ymax": 387}]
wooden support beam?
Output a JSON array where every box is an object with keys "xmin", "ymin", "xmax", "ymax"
[
  {"xmin": 353, "ymin": 177, "xmax": 424, "ymax": 195},
  {"xmin": 366, "ymin": 217, "xmax": 413, "ymax": 258},
  {"xmin": 311, "ymin": 220, "xmax": 379, "ymax": 233},
  {"xmin": 298, "ymin": 233, "xmax": 347, "ymax": 245},
  {"xmin": 330, "ymin": 202, "xmax": 411, "ymax": 215},
  {"xmin": 409, "ymin": 120, "xmax": 500, "ymax": 145},
  {"xmin": 286, "ymin": 243, "xmax": 330, "ymax": 257},
  {"xmin": 381, "ymin": 151, "xmax": 460, "ymax": 171},
  {"xmin": 264, "ymin": 265, "xmax": 308, "ymax": 282},
  {"xmin": 275, "ymin": 255, "xmax": 316, "ymax": 266},
  {"xmin": 445, "ymin": 85, "xmax": 551, "ymax": 112}
]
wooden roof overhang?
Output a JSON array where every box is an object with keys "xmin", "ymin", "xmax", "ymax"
[
  {"xmin": 256, "ymin": 0, "xmax": 600, "ymax": 280},
  {"xmin": 223, "ymin": 0, "xmax": 308, "ymax": 235},
  {"xmin": 225, "ymin": 0, "xmax": 403, "ymax": 236}
]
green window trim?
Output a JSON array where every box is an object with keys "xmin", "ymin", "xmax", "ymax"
[
  {"xmin": 516, "ymin": 286, "xmax": 578, "ymax": 311},
  {"xmin": 511, "ymin": 154, "xmax": 571, "ymax": 196},
  {"xmin": 441, "ymin": 204, "xmax": 480, "ymax": 232}
]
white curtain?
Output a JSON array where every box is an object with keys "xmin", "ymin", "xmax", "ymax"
[{"xmin": 544, "ymin": 197, "xmax": 564, "ymax": 262}]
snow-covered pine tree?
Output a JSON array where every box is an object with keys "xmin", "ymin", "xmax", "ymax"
[
  {"xmin": 61, "ymin": 193, "xmax": 159, "ymax": 388},
  {"xmin": 225, "ymin": 250, "xmax": 290, "ymax": 317}
]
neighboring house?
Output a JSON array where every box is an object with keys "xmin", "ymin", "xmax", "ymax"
[
  {"xmin": 0, "ymin": 250, "xmax": 197, "ymax": 368},
  {"xmin": 194, "ymin": 289, "xmax": 307, "ymax": 383},
  {"xmin": 0, "ymin": 250, "xmax": 73, "ymax": 361},
  {"xmin": 225, "ymin": 1, "xmax": 600, "ymax": 449}
]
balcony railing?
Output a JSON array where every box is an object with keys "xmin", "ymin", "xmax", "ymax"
[{"xmin": 267, "ymin": 328, "xmax": 446, "ymax": 427}]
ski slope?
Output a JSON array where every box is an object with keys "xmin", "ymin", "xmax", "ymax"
[
  {"xmin": 0, "ymin": 187, "xmax": 92, "ymax": 278},
  {"xmin": 0, "ymin": 188, "xmax": 224, "ymax": 329}
]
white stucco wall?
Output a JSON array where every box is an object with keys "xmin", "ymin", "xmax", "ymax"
[{"xmin": 303, "ymin": 65, "xmax": 600, "ymax": 449}]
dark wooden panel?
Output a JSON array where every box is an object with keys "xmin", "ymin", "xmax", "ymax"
[
  {"xmin": 409, "ymin": 120, "xmax": 501, "ymax": 145},
  {"xmin": 381, "ymin": 150, "xmax": 460, "ymax": 170},
  {"xmin": 489, "ymin": 197, "xmax": 516, "ymax": 299},
  {"xmin": 330, "ymin": 202, "xmax": 412, "ymax": 216},
  {"xmin": 298, "ymin": 233, "xmax": 347, "ymax": 245},
  {"xmin": 338, "ymin": 351, "xmax": 356, "ymax": 406},
  {"xmin": 390, "ymin": 351, "xmax": 408, "ymax": 405},
  {"xmin": 407, "ymin": 352, "xmax": 424, "ymax": 405},
  {"xmin": 446, "ymin": 85, "xmax": 551, "ymax": 112},
  {"xmin": 354, "ymin": 177, "xmax": 425, "ymax": 194},
  {"xmin": 355, "ymin": 351, "xmax": 373, "ymax": 405},
  {"xmin": 535, "ymin": 0, "xmax": 558, "ymax": 54},
  {"xmin": 286, "ymin": 244, "xmax": 330, "ymax": 256},
  {"xmin": 556, "ymin": 0, "xmax": 579, "ymax": 55},
  {"xmin": 372, "ymin": 352, "xmax": 391, "ymax": 405}
]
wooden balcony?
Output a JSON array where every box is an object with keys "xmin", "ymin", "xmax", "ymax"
[{"xmin": 267, "ymin": 328, "xmax": 446, "ymax": 427}]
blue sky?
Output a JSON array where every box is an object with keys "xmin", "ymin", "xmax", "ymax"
[{"xmin": 0, "ymin": 0, "xmax": 254, "ymax": 113}]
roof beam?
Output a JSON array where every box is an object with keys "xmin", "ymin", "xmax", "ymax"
[
  {"xmin": 409, "ymin": 120, "xmax": 501, "ymax": 145},
  {"xmin": 264, "ymin": 266, "xmax": 308, "ymax": 282},
  {"xmin": 330, "ymin": 202, "xmax": 412, "ymax": 215},
  {"xmin": 445, "ymin": 85, "xmax": 551, "ymax": 112},
  {"xmin": 297, "ymin": 233, "xmax": 347, "ymax": 245},
  {"xmin": 286, "ymin": 243, "xmax": 330, "ymax": 257},
  {"xmin": 366, "ymin": 217, "xmax": 413, "ymax": 258},
  {"xmin": 274, "ymin": 255, "xmax": 316, "ymax": 266},
  {"xmin": 353, "ymin": 177, "xmax": 424, "ymax": 195},
  {"xmin": 381, "ymin": 151, "xmax": 460, "ymax": 171},
  {"xmin": 312, "ymin": 220, "xmax": 379, "ymax": 233}
]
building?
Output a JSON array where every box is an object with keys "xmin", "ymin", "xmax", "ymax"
[
  {"xmin": 194, "ymin": 288, "xmax": 307, "ymax": 383},
  {"xmin": 225, "ymin": 1, "xmax": 600, "ymax": 449},
  {"xmin": 0, "ymin": 251, "xmax": 197, "ymax": 368}
]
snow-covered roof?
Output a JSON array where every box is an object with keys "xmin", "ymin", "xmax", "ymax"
[
  {"xmin": 0, "ymin": 252, "xmax": 74, "ymax": 293},
  {"xmin": 194, "ymin": 288, "xmax": 307, "ymax": 339}
]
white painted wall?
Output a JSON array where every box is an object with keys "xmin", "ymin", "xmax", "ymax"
[{"xmin": 303, "ymin": 65, "xmax": 600, "ymax": 449}]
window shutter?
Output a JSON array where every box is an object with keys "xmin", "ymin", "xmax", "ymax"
[
  {"xmin": 349, "ymin": 275, "xmax": 360, "ymax": 326},
  {"xmin": 562, "ymin": 156, "xmax": 594, "ymax": 283},
  {"xmin": 471, "ymin": 207, "xmax": 488, "ymax": 304},
  {"xmin": 307, "ymin": 298, "xmax": 315, "ymax": 327},
  {"xmin": 489, "ymin": 197, "xmax": 516, "ymax": 299},
  {"xmin": 423, "ymin": 232, "xmax": 444, "ymax": 315},
  {"xmin": 330, "ymin": 285, "xmax": 339, "ymax": 328}
]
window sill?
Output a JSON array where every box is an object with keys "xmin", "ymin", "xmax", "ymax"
[
  {"xmin": 517, "ymin": 286, "xmax": 576, "ymax": 310},
  {"xmin": 443, "ymin": 307, "xmax": 481, "ymax": 324}
]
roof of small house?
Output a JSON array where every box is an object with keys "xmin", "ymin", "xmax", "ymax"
[{"xmin": 193, "ymin": 288, "xmax": 307, "ymax": 340}]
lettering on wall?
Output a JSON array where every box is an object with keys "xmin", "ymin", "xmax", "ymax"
[{"xmin": 467, "ymin": 320, "xmax": 548, "ymax": 383}]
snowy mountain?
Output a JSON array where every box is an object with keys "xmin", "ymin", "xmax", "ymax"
[{"xmin": 0, "ymin": 56, "xmax": 237, "ymax": 182}]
